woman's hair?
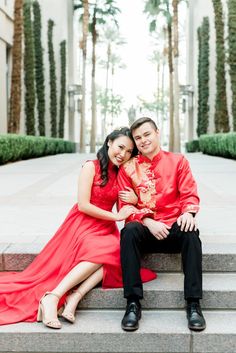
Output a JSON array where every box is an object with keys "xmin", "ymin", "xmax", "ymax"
[{"xmin": 96, "ymin": 127, "xmax": 137, "ymax": 186}]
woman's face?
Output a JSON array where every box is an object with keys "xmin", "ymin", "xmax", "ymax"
[{"xmin": 108, "ymin": 135, "xmax": 134, "ymax": 167}]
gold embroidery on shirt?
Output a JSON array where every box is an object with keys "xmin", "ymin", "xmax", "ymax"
[{"xmin": 124, "ymin": 160, "xmax": 156, "ymax": 209}]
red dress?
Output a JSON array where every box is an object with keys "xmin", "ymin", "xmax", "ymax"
[{"xmin": 0, "ymin": 160, "xmax": 156, "ymax": 325}]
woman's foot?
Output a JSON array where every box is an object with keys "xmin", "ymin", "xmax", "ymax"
[
  {"xmin": 61, "ymin": 290, "xmax": 83, "ymax": 323},
  {"xmin": 37, "ymin": 292, "xmax": 62, "ymax": 329}
]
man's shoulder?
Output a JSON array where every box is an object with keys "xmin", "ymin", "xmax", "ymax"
[
  {"xmin": 161, "ymin": 150, "xmax": 185, "ymax": 163},
  {"xmin": 162, "ymin": 150, "xmax": 183, "ymax": 158}
]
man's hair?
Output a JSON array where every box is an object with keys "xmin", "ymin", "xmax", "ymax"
[{"xmin": 130, "ymin": 117, "xmax": 158, "ymax": 133}]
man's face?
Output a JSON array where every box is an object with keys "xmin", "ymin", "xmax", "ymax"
[{"xmin": 132, "ymin": 122, "xmax": 160, "ymax": 159}]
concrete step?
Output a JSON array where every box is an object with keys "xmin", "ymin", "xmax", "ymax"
[
  {"xmin": 142, "ymin": 243, "xmax": 236, "ymax": 272},
  {"xmin": 0, "ymin": 310, "xmax": 235, "ymax": 353},
  {"xmin": 1, "ymin": 242, "xmax": 236, "ymax": 272},
  {"xmin": 78, "ymin": 273, "xmax": 236, "ymax": 310}
]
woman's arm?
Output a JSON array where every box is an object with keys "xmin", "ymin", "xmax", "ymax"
[
  {"xmin": 77, "ymin": 161, "xmax": 135, "ymax": 221},
  {"xmin": 119, "ymin": 186, "xmax": 138, "ymax": 205}
]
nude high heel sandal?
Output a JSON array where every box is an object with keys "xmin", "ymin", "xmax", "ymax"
[
  {"xmin": 37, "ymin": 292, "xmax": 62, "ymax": 329},
  {"xmin": 61, "ymin": 290, "xmax": 83, "ymax": 324}
]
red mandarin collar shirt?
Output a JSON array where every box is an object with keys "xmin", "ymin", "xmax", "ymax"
[{"xmin": 118, "ymin": 150, "xmax": 200, "ymax": 227}]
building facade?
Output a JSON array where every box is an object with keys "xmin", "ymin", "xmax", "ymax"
[
  {"xmin": 0, "ymin": 0, "xmax": 14, "ymax": 135},
  {"xmin": 0, "ymin": 0, "xmax": 78, "ymax": 141},
  {"xmin": 37, "ymin": 0, "xmax": 77, "ymax": 141},
  {"xmin": 186, "ymin": 0, "xmax": 232, "ymax": 141}
]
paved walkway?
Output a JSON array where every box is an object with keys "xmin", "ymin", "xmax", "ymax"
[{"xmin": 0, "ymin": 152, "xmax": 235, "ymax": 247}]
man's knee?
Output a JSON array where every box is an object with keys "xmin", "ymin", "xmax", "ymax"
[
  {"xmin": 121, "ymin": 222, "xmax": 144, "ymax": 243},
  {"xmin": 174, "ymin": 222, "xmax": 200, "ymax": 238},
  {"xmin": 182, "ymin": 228, "xmax": 201, "ymax": 248}
]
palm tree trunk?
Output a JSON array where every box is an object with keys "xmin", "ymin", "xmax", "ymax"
[
  {"xmin": 167, "ymin": 22, "xmax": 174, "ymax": 152},
  {"xmin": 111, "ymin": 64, "xmax": 115, "ymax": 128},
  {"xmin": 103, "ymin": 43, "xmax": 111, "ymax": 140},
  {"xmin": 90, "ymin": 9, "xmax": 97, "ymax": 153},
  {"xmin": 172, "ymin": 0, "xmax": 181, "ymax": 152},
  {"xmin": 161, "ymin": 49, "xmax": 166, "ymax": 144},
  {"xmin": 80, "ymin": 0, "xmax": 89, "ymax": 153},
  {"xmin": 157, "ymin": 59, "xmax": 160, "ymax": 123},
  {"xmin": 8, "ymin": 0, "xmax": 23, "ymax": 134}
]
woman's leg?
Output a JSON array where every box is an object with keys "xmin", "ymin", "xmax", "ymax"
[
  {"xmin": 61, "ymin": 267, "xmax": 103, "ymax": 322},
  {"xmin": 41, "ymin": 261, "xmax": 102, "ymax": 325}
]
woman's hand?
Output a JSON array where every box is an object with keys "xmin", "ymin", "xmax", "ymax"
[
  {"xmin": 116, "ymin": 205, "xmax": 137, "ymax": 221},
  {"xmin": 119, "ymin": 186, "xmax": 138, "ymax": 205}
]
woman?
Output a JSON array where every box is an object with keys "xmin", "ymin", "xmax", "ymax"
[{"xmin": 0, "ymin": 127, "xmax": 156, "ymax": 328}]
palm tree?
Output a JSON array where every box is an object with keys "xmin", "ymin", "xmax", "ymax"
[
  {"xmin": 111, "ymin": 53, "xmax": 125, "ymax": 118},
  {"xmin": 80, "ymin": 0, "xmax": 89, "ymax": 152},
  {"xmin": 110, "ymin": 53, "xmax": 125, "ymax": 127},
  {"xmin": 74, "ymin": 0, "xmax": 90, "ymax": 152},
  {"xmin": 97, "ymin": 87, "xmax": 124, "ymax": 129},
  {"xmin": 100, "ymin": 26, "xmax": 125, "ymax": 139},
  {"xmin": 172, "ymin": 0, "xmax": 180, "ymax": 152},
  {"xmin": 149, "ymin": 50, "xmax": 162, "ymax": 123},
  {"xmin": 144, "ymin": 0, "xmax": 175, "ymax": 152},
  {"xmin": 89, "ymin": 0, "xmax": 121, "ymax": 153},
  {"xmin": 148, "ymin": 26, "xmax": 168, "ymax": 133},
  {"xmin": 90, "ymin": 3, "xmax": 98, "ymax": 153},
  {"xmin": 8, "ymin": 0, "xmax": 23, "ymax": 134}
]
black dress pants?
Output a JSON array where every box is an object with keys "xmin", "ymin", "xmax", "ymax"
[{"xmin": 120, "ymin": 221, "xmax": 202, "ymax": 300}]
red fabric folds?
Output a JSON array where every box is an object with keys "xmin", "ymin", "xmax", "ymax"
[{"xmin": 0, "ymin": 160, "xmax": 156, "ymax": 325}]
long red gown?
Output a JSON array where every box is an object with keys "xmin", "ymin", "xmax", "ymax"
[{"xmin": 0, "ymin": 160, "xmax": 156, "ymax": 325}]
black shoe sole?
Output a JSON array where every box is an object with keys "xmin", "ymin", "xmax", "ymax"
[
  {"xmin": 121, "ymin": 324, "xmax": 139, "ymax": 331},
  {"xmin": 188, "ymin": 324, "xmax": 206, "ymax": 331}
]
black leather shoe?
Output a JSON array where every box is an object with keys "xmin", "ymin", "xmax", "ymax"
[
  {"xmin": 187, "ymin": 302, "xmax": 206, "ymax": 331},
  {"xmin": 121, "ymin": 302, "xmax": 141, "ymax": 331}
]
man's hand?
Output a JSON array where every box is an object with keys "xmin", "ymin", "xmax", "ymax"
[
  {"xmin": 177, "ymin": 212, "xmax": 197, "ymax": 232},
  {"xmin": 143, "ymin": 218, "xmax": 171, "ymax": 240}
]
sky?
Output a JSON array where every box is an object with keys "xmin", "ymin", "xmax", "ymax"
[
  {"xmin": 90, "ymin": 0, "xmax": 158, "ymax": 126},
  {"xmin": 77, "ymin": 0, "xmax": 187, "ymax": 129},
  {"xmin": 114, "ymin": 0, "xmax": 187, "ymax": 115},
  {"xmin": 115, "ymin": 0, "xmax": 157, "ymax": 109}
]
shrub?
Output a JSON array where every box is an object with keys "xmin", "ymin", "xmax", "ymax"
[
  {"xmin": 199, "ymin": 133, "xmax": 236, "ymax": 158},
  {"xmin": 197, "ymin": 17, "xmax": 210, "ymax": 137},
  {"xmin": 228, "ymin": 0, "xmax": 236, "ymax": 131},
  {"xmin": 185, "ymin": 140, "xmax": 200, "ymax": 153},
  {"xmin": 59, "ymin": 40, "xmax": 66, "ymax": 138},
  {"xmin": 23, "ymin": 0, "xmax": 36, "ymax": 135},
  {"xmin": 212, "ymin": 0, "xmax": 229, "ymax": 132},
  {"xmin": 0, "ymin": 134, "xmax": 76, "ymax": 165},
  {"xmin": 48, "ymin": 19, "xmax": 57, "ymax": 137},
  {"xmin": 33, "ymin": 0, "xmax": 45, "ymax": 136}
]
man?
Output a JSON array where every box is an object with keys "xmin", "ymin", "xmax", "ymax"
[{"xmin": 118, "ymin": 117, "xmax": 206, "ymax": 332}]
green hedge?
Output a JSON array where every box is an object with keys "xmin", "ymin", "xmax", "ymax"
[
  {"xmin": 185, "ymin": 140, "xmax": 200, "ymax": 152},
  {"xmin": 0, "ymin": 134, "xmax": 76, "ymax": 165},
  {"xmin": 199, "ymin": 133, "xmax": 236, "ymax": 158}
]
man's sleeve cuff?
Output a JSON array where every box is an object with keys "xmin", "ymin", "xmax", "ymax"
[
  {"xmin": 126, "ymin": 209, "xmax": 154, "ymax": 223},
  {"xmin": 182, "ymin": 204, "xmax": 200, "ymax": 214}
]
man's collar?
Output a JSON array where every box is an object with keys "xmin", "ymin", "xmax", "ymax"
[{"xmin": 138, "ymin": 149, "xmax": 163, "ymax": 164}]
